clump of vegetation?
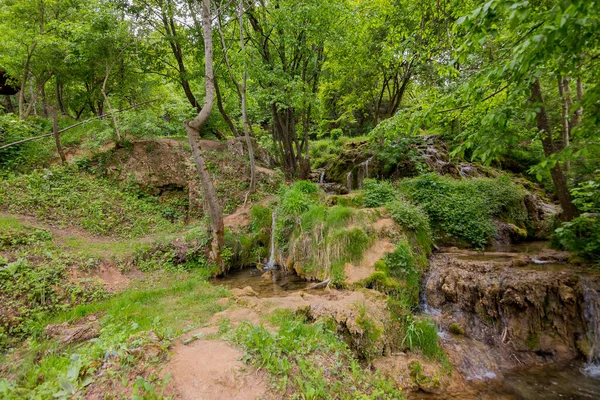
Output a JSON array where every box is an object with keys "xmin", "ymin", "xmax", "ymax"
[
  {"xmin": 399, "ymin": 174, "xmax": 527, "ymax": 248},
  {"xmin": 227, "ymin": 311, "xmax": 402, "ymax": 399},
  {"xmin": 0, "ymin": 217, "xmax": 52, "ymax": 248},
  {"xmin": 1, "ymin": 274, "xmax": 229, "ymax": 398},
  {"xmin": 553, "ymin": 177, "xmax": 600, "ymax": 264},
  {"xmin": 0, "ymin": 165, "xmax": 180, "ymax": 237},
  {"xmin": 387, "ymin": 199, "xmax": 432, "ymax": 254},
  {"xmin": 0, "ymin": 255, "xmax": 107, "ymax": 349},
  {"xmin": 0, "ymin": 115, "xmax": 53, "ymax": 173},
  {"xmin": 402, "ymin": 317, "xmax": 446, "ymax": 363},
  {"xmin": 363, "ymin": 179, "xmax": 398, "ymax": 207},
  {"xmin": 448, "ymin": 323, "xmax": 464, "ymax": 335}
]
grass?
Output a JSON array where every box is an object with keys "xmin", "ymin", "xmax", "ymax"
[
  {"xmin": 0, "ymin": 164, "xmax": 181, "ymax": 238},
  {"xmin": 226, "ymin": 310, "xmax": 404, "ymax": 399},
  {"xmin": 0, "ymin": 272, "xmax": 229, "ymax": 399}
]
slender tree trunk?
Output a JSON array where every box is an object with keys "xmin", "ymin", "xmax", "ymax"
[
  {"xmin": 40, "ymin": 82, "xmax": 48, "ymax": 118},
  {"xmin": 186, "ymin": 0, "xmax": 224, "ymax": 271},
  {"xmin": 530, "ymin": 79, "xmax": 579, "ymax": 221},
  {"xmin": 239, "ymin": 0, "xmax": 256, "ymax": 193},
  {"xmin": 51, "ymin": 107, "xmax": 66, "ymax": 164},
  {"xmin": 19, "ymin": 44, "xmax": 37, "ymax": 120},
  {"xmin": 102, "ymin": 62, "xmax": 122, "ymax": 144},
  {"xmin": 214, "ymin": 77, "xmax": 239, "ymax": 137},
  {"xmin": 571, "ymin": 77, "xmax": 583, "ymax": 129}
]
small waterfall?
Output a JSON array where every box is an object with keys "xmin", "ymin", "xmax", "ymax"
[
  {"xmin": 346, "ymin": 170, "xmax": 353, "ymax": 191},
  {"xmin": 582, "ymin": 279, "xmax": 600, "ymax": 378},
  {"xmin": 357, "ymin": 157, "xmax": 373, "ymax": 189},
  {"xmin": 266, "ymin": 211, "xmax": 277, "ymax": 270},
  {"xmin": 319, "ymin": 171, "xmax": 325, "ymax": 184}
]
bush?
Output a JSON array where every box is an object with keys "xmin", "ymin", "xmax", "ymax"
[
  {"xmin": 363, "ymin": 179, "xmax": 397, "ymax": 207},
  {"xmin": 0, "ymin": 114, "xmax": 53, "ymax": 172},
  {"xmin": 554, "ymin": 214, "xmax": 600, "ymax": 264},
  {"xmin": 399, "ymin": 174, "xmax": 526, "ymax": 248}
]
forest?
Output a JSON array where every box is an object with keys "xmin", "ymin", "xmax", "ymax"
[{"xmin": 1, "ymin": 0, "xmax": 599, "ymax": 399}]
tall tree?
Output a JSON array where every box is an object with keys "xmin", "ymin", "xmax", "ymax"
[{"xmin": 185, "ymin": 0, "xmax": 225, "ymax": 270}]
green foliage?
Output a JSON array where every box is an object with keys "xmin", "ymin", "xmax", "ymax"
[
  {"xmin": 554, "ymin": 214, "xmax": 600, "ymax": 264},
  {"xmin": 402, "ymin": 316, "xmax": 446, "ymax": 362},
  {"xmin": 0, "ymin": 217, "xmax": 52, "ymax": 249},
  {"xmin": 0, "ymin": 115, "xmax": 53, "ymax": 173},
  {"xmin": 448, "ymin": 323, "xmax": 464, "ymax": 335},
  {"xmin": 363, "ymin": 179, "xmax": 397, "ymax": 208},
  {"xmin": 279, "ymin": 181, "xmax": 321, "ymax": 217},
  {"xmin": 0, "ymin": 256, "xmax": 107, "ymax": 349},
  {"xmin": 370, "ymin": 124, "xmax": 429, "ymax": 177},
  {"xmin": 0, "ymin": 165, "xmax": 180, "ymax": 237},
  {"xmin": 383, "ymin": 242, "xmax": 420, "ymax": 307},
  {"xmin": 399, "ymin": 174, "xmax": 526, "ymax": 248},
  {"xmin": 554, "ymin": 176, "xmax": 600, "ymax": 263},
  {"xmin": 228, "ymin": 313, "xmax": 402, "ymax": 399}
]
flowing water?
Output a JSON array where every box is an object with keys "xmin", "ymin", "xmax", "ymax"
[
  {"xmin": 265, "ymin": 211, "xmax": 277, "ymax": 270},
  {"xmin": 582, "ymin": 278, "xmax": 600, "ymax": 378},
  {"xmin": 419, "ymin": 242, "xmax": 600, "ymax": 399}
]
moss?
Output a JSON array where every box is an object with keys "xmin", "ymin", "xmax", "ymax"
[
  {"xmin": 448, "ymin": 323, "xmax": 464, "ymax": 335},
  {"xmin": 526, "ymin": 333, "xmax": 540, "ymax": 350}
]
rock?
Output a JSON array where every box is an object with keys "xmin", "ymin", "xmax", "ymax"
[
  {"xmin": 231, "ymin": 286, "xmax": 259, "ymax": 298},
  {"xmin": 424, "ymin": 249, "xmax": 600, "ymax": 370}
]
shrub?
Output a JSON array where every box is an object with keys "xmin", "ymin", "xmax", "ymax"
[
  {"xmin": 363, "ymin": 179, "xmax": 397, "ymax": 207},
  {"xmin": 0, "ymin": 114, "xmax": 53, "ymax": 172},
  {"xmin": 384, "ymin": 242, "xmax": 420, "ymax": 307},
  {"xmin": 399, "ymin": 174, "xmax": 526, "ymax": 248},
  {"xmin": 554, "ymin": 214, "xmax": 600, "ymax": 264}
]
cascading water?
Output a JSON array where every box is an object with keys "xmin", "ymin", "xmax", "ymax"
[
  {"xmin": 356, "ymin": 157, "xmax": 374, "ymax": 189},
  {"xmin": 346, "ymin": 170, "xmax": 353, "ymax": 191},
  {"xmin": 265, "ymin": 211, "xmax": 277, "ymax": 270},
  {"xmin": 319, "ymin": 171, "xmax": 325, "ymax": 184},
  {"xmin": 582, "ymin": 278, "xmax": 600, "ymax": 379}
]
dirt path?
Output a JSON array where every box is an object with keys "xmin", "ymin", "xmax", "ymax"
[
  {"xmin": 344, "ymin": 238, "xmax": 395, "ymax": 284},
  {"xmin": 166, "ymin": 340, "xmax": 273, "ymax": 400}
]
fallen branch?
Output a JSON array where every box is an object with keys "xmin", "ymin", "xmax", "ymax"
[{"xmin": 0, "ymin": 99, "xmax": 157, "ymax": 151}]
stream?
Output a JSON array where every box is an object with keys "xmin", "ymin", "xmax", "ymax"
[
  {"xmin": 216, "ymin": 267, "xmax": 310, "ymax": 297},
  {"xmin": 419, "ymin": 241, "xmax": 600, "ymax": 399},
  {"xmin": 216, "ymin": 241, "xmax": 600, "ymax": 399}
]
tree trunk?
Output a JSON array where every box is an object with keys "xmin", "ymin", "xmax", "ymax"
[
  {"xmin": 214, "ymin": 77, "xmax": 239, "ymax": 138},
  {"xmin": 571, "ymin": 77, "xmax": 583, "ymax": 129},
  {"xmin": 530, "ymin": 79, "xmax": 579, "ymax": 221},
  {"xmin": 187, "ymin": 0, "xmax": 224, "ymax": 271},
  {"xmin": 239, "ymin": 0, "xmax": 256, "ymax": 193},
  {"xmin": 102, "ymin": 62, "xmax": 122, "ymax": 144},
  {"xmin": 51, "ymin": 107, "xmax": 66, "ymax": 164},
  {"xmin": 272, "ymin": 105, "xmax": 298, "ymax": 175},
  {"xmin": 19, "ymin": 44, "xmax": 36, "ymax": 120}
]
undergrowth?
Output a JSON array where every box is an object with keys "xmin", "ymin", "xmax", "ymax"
[
  {"xmin": 0, "ymin": 164, "xmax": 181, "ymax": 237},
  {"xmin": 0, "ymin": 273, "xmax": 229, "ymax": 399},
  {"xmin": 398, "ymin": 173, "xmax": 527, "ymax": 248},
  {"xmin": 225, "ymin": 310, "xmax": 403, "ymax": 399}
]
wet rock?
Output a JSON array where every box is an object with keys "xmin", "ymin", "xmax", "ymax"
[
  {"xmin": 231, "ymin": 286, "xmax": 259, "ymax": 298},
  {"xmin": 425, "ymin": 248, "xmax": 600, "ymax": 368}
]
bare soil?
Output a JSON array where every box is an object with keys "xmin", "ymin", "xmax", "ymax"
[{"xmin": 166, "ymin": 340, "xmax": 274, "ymax": 400}]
